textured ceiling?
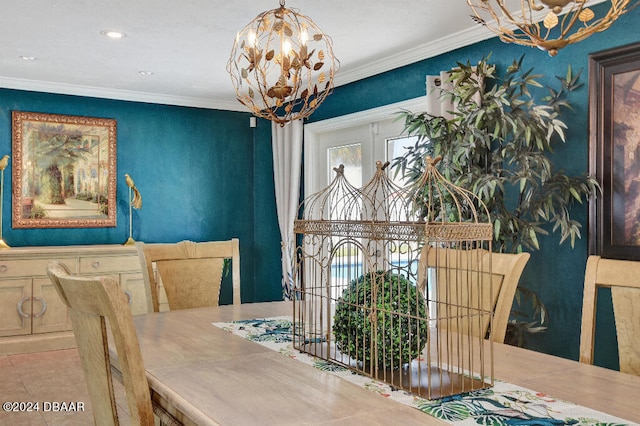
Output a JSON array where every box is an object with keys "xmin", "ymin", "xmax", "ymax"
[{"xmin": 0, "ymin": 1, "xmax": 501, "ymax": 110}]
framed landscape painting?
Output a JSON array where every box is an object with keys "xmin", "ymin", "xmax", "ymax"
[
  {"xmin": 589, "ymin": 42, "xmax": 640, "ymax": 260},
  {"xmin": 11, "ymin": 111, "xmax": 117, "ymax": 229}
]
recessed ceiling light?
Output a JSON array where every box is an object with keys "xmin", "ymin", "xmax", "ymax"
[
  {"xmin": 19, "ymin": 56, "xmax": 37, "ymax": 61},
  {"xmin": 100, "ymin": 30, "xmax": 127, "ymax": 39},
  {"xmin": 138, "ymin": 71, "xmax": 154, "ymax": 76}
]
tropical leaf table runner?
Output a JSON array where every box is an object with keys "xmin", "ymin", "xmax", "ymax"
[{"xmin": 212, "ymin": 317, "xmax": 633, "ymax": 426}]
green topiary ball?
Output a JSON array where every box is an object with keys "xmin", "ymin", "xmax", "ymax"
[{"xmin": 333, "ymin": 270, "xmax": 428, "ymax": 370}]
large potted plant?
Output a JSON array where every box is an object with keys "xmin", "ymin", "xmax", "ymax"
[{"xmin": 392, "ymin": 56, "xmax": 599, "ymax": 345}]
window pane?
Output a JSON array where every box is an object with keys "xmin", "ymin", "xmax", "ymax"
[
  {"xmin": 328, "ymin": 143, "xmax": 362, "ymax": 187},
  {"xmin": 386, "ymin": 135, "xmax": 418, "ymax": 187},
  {"xmin": 387, "ymin": 135, "xmax": 437, "ymax": 319},
  {"xmin": 327, "ymin": 143, "xmax": 363, "ymax": 292}
]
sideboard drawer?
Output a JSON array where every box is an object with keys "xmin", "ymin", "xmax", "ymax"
[
  {"xmin": 79, "ymin": 255, "xmax": 141, "ymax": 274},
  {"xmin": 0, "ymin": 258, "xmax": 76, "ymax": 278}
]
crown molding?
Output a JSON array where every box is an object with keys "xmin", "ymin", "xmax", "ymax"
[
  {"xmin": 0, "ymin": 76, "xmax": 245, "ymax": 111},
  {"xmin": 0, "ymin": 0, "xmax": 613, "ymax": 109},
  {"xmin": 0, "ymin": 26, "xmax": 494, "ymax": 110},
  {"xmin": 333, "ymin": 25, "xmax": 495, "ymax": 88},
  {"xmin": 333, "ymin": 0, "xmax": 610, "ymax": 87},
  {"xmin": 19, "ymin": 3, "xmax": 616, "ymax": 111}
]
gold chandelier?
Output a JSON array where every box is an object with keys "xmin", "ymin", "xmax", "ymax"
[
  {"xmin": 228, "ymin": 1, "xmax": 338, "ymax": 125},
  {"xmin": 467, "ymin": 0, "xmax": 639, "ymax": 56}
]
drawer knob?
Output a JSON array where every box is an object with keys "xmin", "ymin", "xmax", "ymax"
[
  {"xmin": 91, "ymin": 261, "xmax": 101, "ymax": 269},
  {"xmin": 0, "ymin": 264, "xmax": 7, "ymax": 273}
]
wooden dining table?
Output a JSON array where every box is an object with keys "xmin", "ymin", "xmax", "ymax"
[{"xmin": 119, "ymin": 301, "xmax": 640, "ymax": 425}]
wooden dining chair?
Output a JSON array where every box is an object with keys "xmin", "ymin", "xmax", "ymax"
[
  {"xmin": 418, "ymin": 246, "xmax": 530, "ymax": 343},
  {"xmin": 579, "ymin": 255, "xmax": 640, "ymax": 376},
  {"xmin": 136, "ymin": 238, "xmax": 241, "ymax": 312},
  {"xmin": 46, "ymin": 260, "xmax": 155, "ymax": 426}
]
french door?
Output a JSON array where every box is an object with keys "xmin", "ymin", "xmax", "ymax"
[{"xmin": 304, "ymin": 116, "xmax": 412, "ymax": 194}]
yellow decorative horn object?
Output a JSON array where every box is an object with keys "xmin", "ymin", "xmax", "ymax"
[
  {"xmin": 0, "ymin": 155, "xmax": 10, "ymax": 249},
  {"xmin": 124, "ymin": 173, "xmax": 142, "ymax": 246}
]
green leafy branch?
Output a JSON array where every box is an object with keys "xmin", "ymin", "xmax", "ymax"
[{"xmin": 392, "ymin": 55, "xmax": 600, "ymax": 254}]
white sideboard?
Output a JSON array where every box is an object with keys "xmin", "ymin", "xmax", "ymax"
[{"xmin": 0, "ymin": 244, "xmax": 146, "ymax": 355}]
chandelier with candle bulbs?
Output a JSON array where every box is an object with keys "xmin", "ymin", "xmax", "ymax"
[
  {"xmin": 467, "ymin": 0, "xmax": 639, "ymax": 56},
  {"xmin": 228, "ymin": 1, "xmax": 338, "ymax": 125}
]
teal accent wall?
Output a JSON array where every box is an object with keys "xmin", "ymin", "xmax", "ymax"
[
  {"xmin": 0, "ymin": 89, "xmax": 282, "ymax": 304},
  {"xmin": 308, "ymin": 3, "xmax": 640, "ymax": 369},
  {"xmin": 1, "ymin": 2, "xmax": 636, "ymax": 368}
]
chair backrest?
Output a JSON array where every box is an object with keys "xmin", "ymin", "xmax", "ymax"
[
  {"xmin": 579, "ymin": 255, "xmax": 640, "ymax": 376},
  {"xmin": 136, "ymin": 239, "xmax": 241, "ymax": 312},
  {"xmin": 46, "ymin": 261, "xmax": 154, "ymax": 426},
  {"xmin": 418, "ymin": 246, "xmax": 530, "ymax": 343}
]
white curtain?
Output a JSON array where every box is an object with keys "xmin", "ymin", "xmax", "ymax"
[
  {"xmin": 425, "ymin": 71, "xmax": 455, "ymax": 118},
  {"xmin": 272, "ymin": 119, "xmax": 303, "ymax": 301},
  {"xmin": 426, "ymin": 70, "xmax": 482, "ymax": 116}
]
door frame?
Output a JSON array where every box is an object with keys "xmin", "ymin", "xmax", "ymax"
[{"xmin": 303, "ymin": 96, "xmax": 427, "ymax": 196}]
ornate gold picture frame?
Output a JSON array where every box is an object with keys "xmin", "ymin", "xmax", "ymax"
[{"xmin": 12, "ymin": 111, "xmax": 117, "ymax": 229}]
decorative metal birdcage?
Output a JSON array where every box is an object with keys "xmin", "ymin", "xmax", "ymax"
[{"xmin": 293, "ymin": 156, "xmax": 494, "ymax": 399}]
